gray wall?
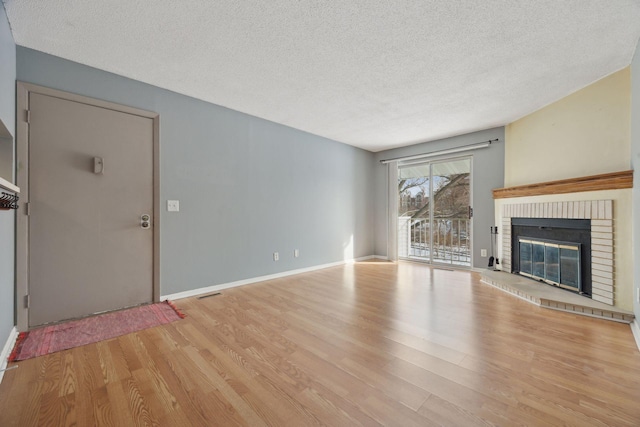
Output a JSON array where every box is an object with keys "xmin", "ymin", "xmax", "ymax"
[
  {"xmin": 373, "ymin": 127, "xmax": 505, "ymax": 268},
  {"xmin": 0, "ymin": 3, "xmax": 16, "ymax": 346},
  {"xmin": 631, "ymin": 40, "xmax": 640, "ymax": 320},
  {"xmin": 17, "ymin": 47, "xmax": 374, "ymax": 295}
]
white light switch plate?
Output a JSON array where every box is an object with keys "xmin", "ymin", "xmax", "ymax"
[{"xmin": 167, "ymin": 200, "xmax": 180, "ymax": 212}]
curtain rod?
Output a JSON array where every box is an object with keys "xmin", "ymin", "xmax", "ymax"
[{"xmin": 379, "ymin": 139, "xmax": 498, "ymax": 164}]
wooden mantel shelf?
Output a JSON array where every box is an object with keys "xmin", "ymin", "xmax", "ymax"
[{"xmin": 493, "ymin": 170, "xmax": 633, "ymax": 199}]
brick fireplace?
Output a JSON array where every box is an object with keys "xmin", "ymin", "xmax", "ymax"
[{"xmin": 500, "ymin": 200, "xmax": 613, "ymax": 305}]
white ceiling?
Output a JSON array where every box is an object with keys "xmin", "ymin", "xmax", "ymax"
[{"xmin": 4, "ymin": 1, "xmax": 640, "ymax": 152}]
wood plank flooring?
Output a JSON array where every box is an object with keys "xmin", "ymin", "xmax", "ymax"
[{"xmin": 1, "ymin": 261, "xmax": 640, "ymax": 426}]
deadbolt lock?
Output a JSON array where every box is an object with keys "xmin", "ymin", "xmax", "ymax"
[{"xmin": 141, "ymin": 214, "xmax": 151, "ymax": 229}]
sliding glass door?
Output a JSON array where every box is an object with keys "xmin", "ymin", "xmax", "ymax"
[{"xmin": 397, "ymin": 157, "xmax": 471, "ymax": 267}]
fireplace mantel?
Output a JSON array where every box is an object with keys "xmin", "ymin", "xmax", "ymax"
[{"xmin": 492, "ymin": 170, "xmax": 633, "ymax": 199}]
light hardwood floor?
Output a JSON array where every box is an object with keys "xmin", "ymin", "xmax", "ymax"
[{"xmin": 1, "ymin": 261, "xmax": 640, "ymax": 426}]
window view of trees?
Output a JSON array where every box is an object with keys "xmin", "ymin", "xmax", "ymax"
[{"xmin": 398, "ymin": 174, "xmax": 469, "ymax": 220}]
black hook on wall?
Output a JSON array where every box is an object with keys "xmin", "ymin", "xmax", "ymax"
[{"xmin": 0, "ymin": 192, "xmax": 19, "ymax": 210}]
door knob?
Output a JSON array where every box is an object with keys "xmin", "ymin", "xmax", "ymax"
[{"xmin": 141, "ymin": 214, "xmax": 151, "ymax": 229}]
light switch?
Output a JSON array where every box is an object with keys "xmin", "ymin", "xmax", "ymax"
[{"xmin": 167, "ymin": 200, "xmax": 180, "ymax": 212}]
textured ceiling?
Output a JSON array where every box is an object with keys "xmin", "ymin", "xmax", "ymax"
[{"xmin": 4, "ymin": 1, "xmax": 640, "ymax": 152}]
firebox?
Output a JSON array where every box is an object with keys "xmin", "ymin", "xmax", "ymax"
[
  {"xmin": 511, "ymin": 218, "xmax": 591, "ymax": 297},
  {"xmin": 517, "ymin": 237, "xmax": 581, "ymax": 292}
]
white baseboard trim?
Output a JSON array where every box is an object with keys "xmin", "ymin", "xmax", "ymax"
[
  {"xmin": 472, "ymin": 267, "xmax": 505, "ymax": 273},
  {"xmin": 0, "ymin": 327, "xmax": 19, "ymax": 384},
  {"xmin": 161, "ymin": 255, "xmax": 377, "ymax": 301},
  {"xmin": 631, "ymin": 319, "xmax": 640, "ymax": 353},
  {"xmin": 372, "ymin": 255, "xmax": 389, "ymax": 261}
]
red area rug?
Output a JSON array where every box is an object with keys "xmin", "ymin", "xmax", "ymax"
[{"xmin": 9, "ymin": 301, "xmax": 185, "ymax": 362}]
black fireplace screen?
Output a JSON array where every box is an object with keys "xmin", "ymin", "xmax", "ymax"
[{"xmin": 518, "ymin": 237, "xmax": 581, "ymax": 292}]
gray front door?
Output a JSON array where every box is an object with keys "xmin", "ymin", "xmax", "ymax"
[{"xmin": 28, "ymin": 92, "xmax": 154, "ymax": 327}]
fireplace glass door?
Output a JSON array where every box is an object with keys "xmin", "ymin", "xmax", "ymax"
[{"xmin": 518, "ymin": 238, "xmax": 581, "ymax": 292}]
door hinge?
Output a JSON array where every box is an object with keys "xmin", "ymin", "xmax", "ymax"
[
  {"xmin": 468, "ymin": 206, "xmax": 474, "ymax": 219},
  {"xmin": 26, "ymin": 109, "xmax": 31, "ymax": 124},
  {"xmin": 24, "ymin": 294, "xmax": 30, "ymax": 309},
  {"xmin": 25, "ymin": 202, "xmax": 30, "ymax": 216}
]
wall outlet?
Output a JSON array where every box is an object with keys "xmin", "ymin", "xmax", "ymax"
[
  {"xmin": 481, "ymin": 249, "xmax": 487, "ymax": 257},
  {"xmin": 167, "ymin": 200, "xmax": 180, "ymax": 212},
  {"xmin": 294, "ymin": 249, "xmax": 299, "ymax": 258},
  {"xmin": 273, "ymin": 252, "xmax": 279, "ymax": 261}
]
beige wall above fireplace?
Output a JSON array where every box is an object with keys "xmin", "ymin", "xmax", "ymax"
[{"xmin": 504, "ymin": 67, "xmax": 631, "ymax": 187}]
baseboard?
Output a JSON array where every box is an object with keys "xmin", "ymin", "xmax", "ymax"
[
  {"xmin": 162, "ymin": 255, "xmax": 377, "ymax": 301},
  {"xmin": 472, "ymin": 264, "xmax": 506, "ymax": 272},
  {"xmin": 352, "ymin": 255, "xmax": 376, "ymax": 263},
  {"xmin": 372, "ymin": 255, "xmax": 389, "ymax": 260},
  {"xmin": 0, "ymin": 327, "xmax": 18, "ymax": 384},
  {"xmin": 631, "ymin": 319, "xmax": 640, "ymax": 353}
]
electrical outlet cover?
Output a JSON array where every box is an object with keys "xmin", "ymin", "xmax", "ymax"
[{"xmin": 167, "ymin": 200, "xmax": 180, "ymax": 212}]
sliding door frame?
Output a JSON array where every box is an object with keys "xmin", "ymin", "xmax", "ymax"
[{"xmin": 395, "ymin": 154, "xmax": 474, "ymax": 268}]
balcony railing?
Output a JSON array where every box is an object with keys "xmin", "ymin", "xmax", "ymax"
[{"xmin": 398, "ymin": 217, "xmax": 471, "ymax": 267}]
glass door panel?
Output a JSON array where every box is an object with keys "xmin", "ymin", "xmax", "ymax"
[
  {"xmin": 532, "ymin": 242, "xmax": 546, "ymax": 278},
  {"xmin": 431, "ymin": 158, "xmax": 471, "ymax": 266},
  {"xmin": 398, "ymin": 163, "xmax": 430, "ymax": 260},
  {"xmin": 519, "ymin": 241, "xmax": 532, "ymax": 275}
]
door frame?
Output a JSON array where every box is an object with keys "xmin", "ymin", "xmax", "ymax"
[{"xmin": 15, "ymin": 82, "xmax": 161, "ymax": 331}]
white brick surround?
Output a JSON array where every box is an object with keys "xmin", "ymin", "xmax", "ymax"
[{"xmin": 501, "ymin": 200, "xmax": 614, "ymax": 305}]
